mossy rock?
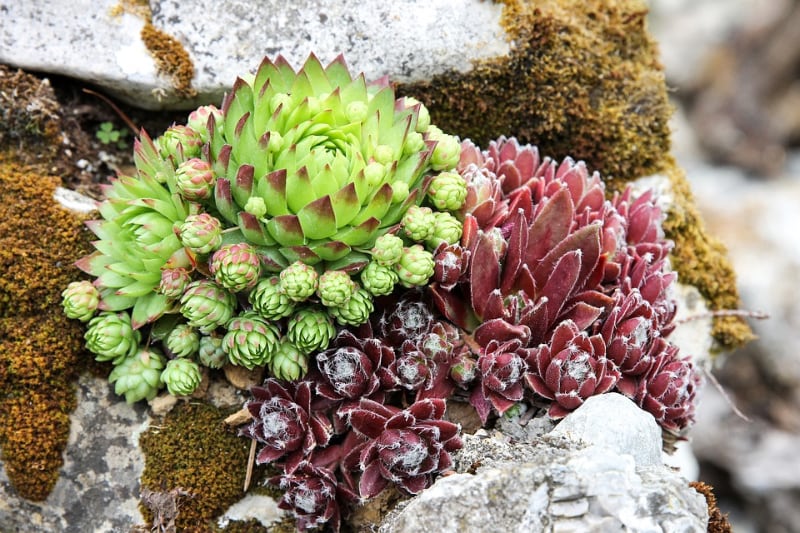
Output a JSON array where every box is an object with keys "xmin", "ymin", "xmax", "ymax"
[{"xmin": 398, "ymin": 0, "xmax": 752, "ymax": 350}]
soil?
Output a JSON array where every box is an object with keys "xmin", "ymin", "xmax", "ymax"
[{"xmin": 1, "ymin": 63, "xmax": 188, "ymax": 197}]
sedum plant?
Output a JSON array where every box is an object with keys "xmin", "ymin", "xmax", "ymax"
[{"xmin": 60, "ymin": 54, "xmax": 708, "ymax": 532}]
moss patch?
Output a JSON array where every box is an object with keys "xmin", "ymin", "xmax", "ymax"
[
  {"xmin": 398, "ymin": 0, "xmax": 672, "ymax": 188},
  {"xmin": 138, "ymin": 401, "xmax": 259, "ymax": 530},
  {"xmin": 140, "ymin": 22, "xmax": 197, "ymax": 100},
  {"xmin": 662, "ymin": 158, "xmax": 755, "ymax": 351},
  {"xmin": 0, "ymin": 158, "xmax": 93, "ymax": 500},
  {"xmin": 689, "ymin": 481, "xmax": 732, "ymax": 533}
]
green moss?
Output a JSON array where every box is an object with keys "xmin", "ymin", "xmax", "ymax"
[
  {"xmin": 139, "ymin": 401, "xmax": 263, "ymax": 530},
  {"xmin": 398, "ymin": 0, "xmax": 672, "ymax": 188},
  {"xmin": 0, "ymin": 158, "xmax": 93, "ymax": 500}
]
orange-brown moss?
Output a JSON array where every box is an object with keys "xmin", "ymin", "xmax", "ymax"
[
  {"xmin": 141, "ymin": 22, "xmax": 198, "ymax": 100},
  {"xmin": 689, "ymin": 481, "xmax": 732, "ymax": 533},
  {"xmin": 0, "ymin": 158, "xmax": 93, "ymax": 501},
  {"xmin": 139, "ymin": 401, "xmax": 260, "ymax": 530},
  {"xmin": 662, "ymin": 159, "xmax": 755, "ymax": 351},
  {"xmin": 398, "ymin": 0, "xmax": 672, "ymax": 188}
]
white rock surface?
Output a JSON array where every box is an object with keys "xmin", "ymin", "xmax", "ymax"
[
  {"xmin": 0, "ymin": 0, "xmax": 510, "ymax": 109},
  {"xmin": 549, "ymin": 393, "xmax": 662, "ymax": 468},
  {"xmin": 381, "ymin": 396, "xmax": 709, "ymax": 533}
]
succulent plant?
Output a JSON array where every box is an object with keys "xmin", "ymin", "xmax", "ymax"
[
  {"xmin": 157, "ymin": 267, "xmax": 192, "ymax": 299},
  {"xmin": 198, "ymin": 335, "xmax": 227, "ymax": 369},
  {"xmin": 359, "ymin": 260, "xmax": 398, "ymax": 296},
  {"xmin": 271, "ymin": 461, "xmax": 356, "ymax": 533},
  {"xmin": 401, "ymin": 206, "xmax": 435, "ymax": 242},
  {"xmin": 179, "ymin": 213, "xmax": 223, "ymax": 255},
  {"xmin": 317, "ymin": 270, "xmax": 357, "ymax": 308},
  {"xmin": 469, "ymin": 338, "xmax": 529, "ymax": 423},
  {"xmin": 241, "ymin": 380, "xmax": 333, "ymax": 471},
  {"xmin": 75, "ymin": 133, "xmax": 195, "ymax": 327},
  {"xmin": 426, "ymin": 172, "xmax": 467, "ymax": 211},
  {"xmin": 344, "ymin": 398, "xmax": 462, "ymax": 498},
  {"xmin": 313, "ymin": 330, "xmax": 396, "ymax": 402},
  {"xmin": 286, "ymin": 307, "xmax": 336, "ymax": 355},
  {"xmin": 165, "ymin": 323, "xmax": 200, "ymax": 358},
  {"xmin": 395, "ymin": 245, "xmax": 435, "ymax": 288},
  {"xmin": 158, "ymin": 124, "xmax": 203, "ymax": 163},
  {"xmin": 108, "ymin": 348, "xmax": 165, "ymax": 403},
  {"xmin": 248, "ymin": 276, "xmax": 296, "ymax": 319},
  {"xmin": 371, "ymin": 233, "xmax": 404, "ymax": 266},
  {"xmin": 280, "ymin": 261, "xmax": 319, "ymax": 302},
  {"xmin": 61, "ymin": 280, "xmax": 100, "ymax": 322},
  {"xmin": 222, "ymin": 311, "xmax": 281, "ymax": 369},
  {"xmin": 179, "ymin": 280, "xmax": 236, "ymax": 333},
  {"xmin": 84, "ymin": 311, "xmax": 141, "ymax": 364},
  {"xmin": 160, "ymin": 357, "xmax": 203, "ymax": 396},
  {"xmin": 207, "ymin": 53, "xmax": 458, "ymax": 268},
  {"xmin": 328, "ymin": 287, "xmax": 374, "ymax": 326},
  {"xmin": 186, "ymin": 105, "xmax": 222, "ymax": 143},
  {"xmin": 525, "ymin": 320, "xmax": 618, "ymax": 419},
  {"xmin": 269, "ymin": 339, "xmax": 309, "ymax": 381},
  {"xmin": 174, "ymin": 158, "xmax": 216, "ymax": 201},
  {"xmin": 210, "ymin": 242, "xmax": 262, "ymax": 292}
]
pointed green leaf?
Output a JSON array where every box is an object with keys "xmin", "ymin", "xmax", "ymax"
[
  {"xmin": 286, "ymin": 166, "xmax": 316, "ymax": 213},
  {"xmin": 279, "ymin": 245, "xmax": 322, "ymax": 265},
  {"xmin": 238, "ymin": 211, "xmax": 276, "ymax": 246},
  {"xmin": 300, "ymin": 53, "xmax": 331, "ymax": 94},
  {"xmin": 350, "ymin": 183, "xmax": 392, "ymax": 226},
  {"xmin": 297, "ymin": 195, "xmax": 337, "ymax": 240},
  {"xmin": 214, "ymin": 178, "xmax": 239, "ymax": 223},
  {"xmin": 324, "ymin": 54, "xmax": 353, "ymax": 89},
  {"xmin": 308, "ymin": 240, "xmax": 351, "ymax": 262},
  {"xmin": 330, "ymin": 217, "xmax": 380, "ymax": 246},
  {"xmin": 257, "ymin": 169, "xmax": 289, "ymax": 216},
  {"xmin": 255, "ymin": 245, "xmax": 289, "ymax": 272},
  {"xmin": 329, "ymin": 183, "xmax": 360, "ymax": 228},
  {"xmin": 231, "ymin": 164, "xmax": 255, "ymax": 207},
  {"xmin": 266, "ymin": 214, "xmax": 305, "ymax": 246},
  {"xmin": 131, "ymin": 292, "xmax": 170, "ymax": 329}
]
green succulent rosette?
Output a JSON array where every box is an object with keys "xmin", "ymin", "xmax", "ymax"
[
  {"xmin": 328, "ymin": 287, "xmax": 374, "ymax": 326},
  {"xmin": 179, "ymin": 213, "xmax": 223, "ymax": 255},
  {"xmin": 108, "ymin": 348, "xmax": 165, "ymax": 403},
  {"xmin": 61, "ymin": 280, "xmax": 100, "ymax": 322},
  {"xmin": 179, "ymin": 280, "xmax": 236, "ymax": 333},
  {"xmin": 160, "ymin": 357, "xmax": 202, "ymax": 396},
  {"xmin": 206, "ymin": 53, "xmax": 459, "ymax": 267},
  {"xmin": 198, "ymin": 335, "xmax": 227, "ymax": 369},
  {"xmin": 427, "ymin": 172, "xmax": 467, "ymax": 211},
  {"xmin": 279, "ymin": 261, "xmax": 319, "ymax": 302},
  {"xmin": 425, "ymin": 211, "xmax": 463, "ymax": 249},
  {"xmin": 187, "ymin": 105, "xmax": 222, "ymax": 143},
  {"xmin": 85, "ymin": 311, "xmax": 141, "ymax": 364},
  {"xmin": 401, "ymin": 205, "xmax": 435, "ymax": 242},
  {"xmin": 248, "ymin": 276, "xmax": 295, "ymax": 319},
  {"xmin": 165, "ymin": 323, "xmax": 200, "ymax": 358},
  {"xmin": 159, "ymin": 124, "xmax": 203, "ymax": 164},
  {"xmin": 175, "ymin": 158, "xmax": 216, "ymax": 201},
  {"xmin": 395, "ymin": 244, "xmax": 435, "ymax": 287},
  {"xmin": 316, "ymin": 269, "xmax": 356, "ymax": 307},
  {"xmin": 360, "ymin": 260, "xmax": 398, "ymax": 296},
  {"xmin": 222, "ymin": 311, "xmax": 281, "ymax": 369},
  {"xmin": 268, "ymin": 339, "xmax": 308, "ymax": 381},
  {"xmin": 157, "ymin": 267, "xmax": 192, "ymax": 300},
  {"xmin": 371, "ymin": 233, "xmax": 404, "ymax": 266},
  {"xmin": 74, "ymin": 130, "xmax": 196, "ymax": 328},
  {"xmin": 286, "ymin": 306, "xmax": 336, "ymax": 355},
  {"xmin": 210, "ymin": 242, "xmax": 262, "ymax": 292}
]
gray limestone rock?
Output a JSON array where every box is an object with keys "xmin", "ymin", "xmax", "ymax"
[
  {"xmin": 380, "ymin": 425, "xmax": 708, "ymax": 533},
  {"xmin": 0, "ymin": 0, "xmax": 509, "ymax": 110}
]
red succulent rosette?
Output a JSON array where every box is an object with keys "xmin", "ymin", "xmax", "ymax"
[
  {"xmin": 241, "ymin": 379, "xmax": 333, "ymax": 472},
  {"xmin": 469, "ymin": 338, "xmax": 529, "ymax": 424},
  {"xmin": 631, "ymin": 342, "xmax": 702, "ymax": 432},
  {"xmin": 376, "ymin": 291, "xmax": 435, "ymax": 347},
  {"xmin": 525, "ymin": 320, "xmax": 619, "ymax": 418},
  {"xmin": 344, "ymin": 398, "xmax": 462, "ymax": 499},
  {"xmin": 313, "ymin": 330, "xmax": 397, "ymax": 403},
  {"xmin": 599, "ymin": 290, "xmax": 660, "ymax": 384},
  {"xmin": 270, "ymin": 460, "xmax": 357, "ymax": 533}
]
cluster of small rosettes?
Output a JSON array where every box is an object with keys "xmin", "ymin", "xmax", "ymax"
[{"xmin": 63, "ymin": 54, "xmax": 470, "ymax": 407}]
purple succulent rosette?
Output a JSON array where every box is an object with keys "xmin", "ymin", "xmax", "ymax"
[
  {"xmin": 241, "ymin": 379, "xmax": 333, "ymax": 472},
  {"xmin": 343, "ymin": 398, "xmax": 462, "ymax": 499}
]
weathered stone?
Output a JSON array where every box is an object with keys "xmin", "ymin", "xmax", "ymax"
[
  {"xmin": 0, "ymin": 374, "xmax": 148, "ymax": 532},
  {"xmin": 380, "ymin": 430, "xmax": 708, "ymax": 532},
  {"xmin": 549, "ymin": 393, "xmax": 662, "ymax": 468},
  {"xmin": 0, "ymin": 0, "xmax": 508, "ymax": 109}
]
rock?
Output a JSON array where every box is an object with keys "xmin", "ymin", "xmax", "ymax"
[
  {"xmin": 380, "ymin": 427, "xmax": 708, "ymax": 532},
  {"xmin": 549, "ymin": 393, "xmax": 662, "ymax": 468},
  {"xmin": 0, "ymin": 0, "xmax": 508, "ymax": 109},
  {"xmin": 0, "ymin": 374, "xmax": 148, "ymax": 532}
]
